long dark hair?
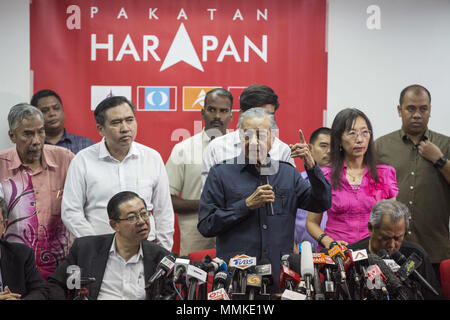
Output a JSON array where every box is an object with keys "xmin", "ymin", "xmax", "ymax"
[{"xmin": 329, "ymin": 108, "xmax": 378, "ymax": 189}]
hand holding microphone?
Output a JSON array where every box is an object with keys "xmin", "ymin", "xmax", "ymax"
[{"xmin": 245, "ymin": 184, "xmax": 274, "ymax": 211}]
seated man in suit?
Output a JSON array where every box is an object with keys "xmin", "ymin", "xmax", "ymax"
[
  {"xmin": 47, "ymin": 191, "xmax": 171, "ymax": 300},
  {"xmin": 0, "ymin": 197, "xmax": 48, "ymax": 300},
  {"xmin": 348, "ymin": 199, "xmax": 442, "ymax": 300}
]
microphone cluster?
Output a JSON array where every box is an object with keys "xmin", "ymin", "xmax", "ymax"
[
  {"xmin": 279, "ymin": 241, "xmax": 439, "ymax": 300},
  {"xmin": 144, "ymin": 242, "xmax": 439, "ymax": 300}
]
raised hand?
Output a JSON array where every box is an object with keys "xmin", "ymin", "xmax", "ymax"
[{"xmin": 289, "ymin": 129, "xmax": 316, "ymax": 169}]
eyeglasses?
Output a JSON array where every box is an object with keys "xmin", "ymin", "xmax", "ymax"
[
  {"xmin": 344, "ymin": 129, "xmax": 371, "ymax": 140},
  {"xmin": 115, "ymin": 210, "xmax": 150, "ymax": 223}
]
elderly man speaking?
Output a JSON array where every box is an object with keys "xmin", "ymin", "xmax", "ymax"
[{"xmin": 198, "ymin": 108, "xmax": 331, "ymax": 292}]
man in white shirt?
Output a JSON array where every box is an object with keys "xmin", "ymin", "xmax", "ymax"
[
  {"xmin": 62, "ymin": 96, "xmax": 174, "ymax": 251},
  {"xmin": 165, "ymin": 88, "xmax": 233, "ymax": 255},
  {"xmin": 48, "ymin": 191, "xmax": 171, "ymax": 300},
  {"xmin": 201, "ymin": 84, "xmax": 295, "ymax": 186}
]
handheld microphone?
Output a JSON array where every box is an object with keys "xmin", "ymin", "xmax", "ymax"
[
  {"xmin": 391, "ymin": 251, "xmax": 439, "ymax": 297},
  {"xmin": 255, "ymin": 259, "xmax": 273, "ymax": 296},
  {"xmin": 185, "ymin": 262, "xmax": 208, "ymax": 300},
  {"xmin": 328, "ymin": 242, "xmax": 351, "ymax": 299},
  {"xmin": 246, "ymin": 274, "xmax": 262, "ymax": 300},
  {"xmin": 212, "ymin": 257, "xmax": 228, "ymax": 273},
  {"xmin": 367, "ymin": 261, "xmax": 391, "ymax": 300},
  {"xmin": 300, "ymin": 241, "xmax": 314, "ymax": 300},
  {"xmin": 376, "ymin": 250, "xmax": 401, "ymax": 273},
  {"xmin": 312, "ymin": 252, "xmax": 326, "ymax": 300},
  {"xmin": 368, "ymin": 253, "xmax": 409, "ymax": 300},
  {"xmin": 212, "ymin": 272, "xmax": 229, "ymax": 291},
  {"xmin": 261, "ymin": 175, "xmax": 274, "ymax": 216},
  {"xmin": 328, "ymin": 242, "xmax": 347, "ymax": 281},
  {"xmin": 287, "ymin": 253, "xmax": 302, "ymax": 275},
  {"xmin": 279, "ymin": 265, "xmax": 301, "ymax": 291},
  {"xmin": 173, "ymin": 257, "xmax": 190, "ymax": 284},
  {"xmin": 147, "ymin": 254, "xmax": 176, "ymax": 288},
  {"xmin": 228, "ymin": 254, "xmax": 257, "ymax": 296},
  {"xmin": 350, "ymin": 249, "xmax": 371, "ymax": 300},
  {"xmin": 319, "ymin": 249, "xmax": 336, "ymax": 298},
  {"xmin": 281, "ymin": 254, "xmax": 290, "ymax": 267}
]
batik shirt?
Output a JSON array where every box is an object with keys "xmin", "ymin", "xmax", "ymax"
[{"xmin": 0, "ymin": 145, "xmax": 74, "ymax": 279}]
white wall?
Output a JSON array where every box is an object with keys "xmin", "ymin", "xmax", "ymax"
[
  {"xmin": 0, "ymin": 0, "xmax": 30, "ymax": 150},
  {"xmin": 327, "ymin": 0, "xmax": 450, "ymax": 138},
  {"xmin": 0, "ymin": 0, "xmax": 448, "ymax": 151}
]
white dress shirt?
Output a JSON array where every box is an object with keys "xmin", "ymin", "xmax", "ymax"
[
  {"xmin": 97, "ymin": 235, "xmax": 146, "ymax": 300},
  {"xmin": 201, "ymin": 130, "xmax": 295, "ymax": 186},
  {"xmin": 165, "ymin": 130, "xmax": 215, "ymax": 255},
  {"xmin": 62, "ymin": 139, "xmax": 174, "ymax": 251}
]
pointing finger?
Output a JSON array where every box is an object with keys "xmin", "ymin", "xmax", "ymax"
[{"xmin": 298, "ymin": 129, "xmax": 306, "ymax": 144}]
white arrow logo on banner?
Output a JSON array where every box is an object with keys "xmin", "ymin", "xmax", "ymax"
[{"xmin": 160, "ymin": 23, "xmax": 204, "ymax": 72}]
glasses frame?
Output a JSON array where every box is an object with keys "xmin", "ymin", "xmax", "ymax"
[
  {"xmin": 343, "ymin": 129, "xmax": 372, "ymax": 140},
  {"xmin": 114, "ymin": 210, "xmax": 150, "ymax": 223}
]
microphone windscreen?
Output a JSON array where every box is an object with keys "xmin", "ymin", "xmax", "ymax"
[
  {"xmin": 391, "ymin": 250, "xmax": 407, "ymax": 264},
  {"xmin": 287, "ymin": 253, "xmax": 301, "ymax": 275},
  {"xmin": 368, "ymin": 253, "xmax": 403, "ymax": 291},
  {"xmin": 300, "ymin": 241, "xmax": 314, "ymax": 277},
  {"xmin": 376, "ymin": 249, "xmax": 389, "ymax": 259}
]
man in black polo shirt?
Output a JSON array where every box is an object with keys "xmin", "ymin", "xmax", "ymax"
[{"xmin": 348, "ymin": 199, "xmax": 442, "ymax": 300}]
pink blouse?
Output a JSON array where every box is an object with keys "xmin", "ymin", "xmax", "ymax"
[{"xmin": 321, "ymin": 164, "xmax": 398, "ymax": 245}]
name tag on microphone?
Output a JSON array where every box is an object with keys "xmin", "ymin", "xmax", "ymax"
[
  {"xmin": 281, "ymin": 289, "xmax": 306, "ymax": 300},
  {"xmin": 229, "ymin": 254, "xmax": 257, "ymax": 270},
  {"xmin": 186, "ymin": 265, "xmax": 207, "ymax": 284},
  {"xmin": 207, "ymin": 288, "xmax": 230, "ymax": 300},
  {"xmin": 383, "ymin": 259, "xmax": 401, "ymax": 273}
]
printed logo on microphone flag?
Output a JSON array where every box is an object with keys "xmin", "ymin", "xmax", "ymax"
[
  {"xmin": 137, "ymin": 86, "xmax": 177, "ymax": 111},
  {"xmin": 90, "ymin": 85, "xmax": 132, "ymax": 110},
  {"xmin": 183, "ymin": 86, "xmax": 219, "ymax": 111}
]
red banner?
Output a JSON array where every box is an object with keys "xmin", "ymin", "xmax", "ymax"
[{"xmin": 30, "ymin": 0, "xmax": 327, "ymax": 164}]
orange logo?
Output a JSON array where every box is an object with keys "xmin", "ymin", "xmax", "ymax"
[{"xmin": 182, "ymin": 86, "xmax": 219, "ymax": 111}]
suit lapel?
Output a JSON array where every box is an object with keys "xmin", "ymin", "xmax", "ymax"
[
  {"xmin": 142, "ymin": 242, "xmax": 155, "ymax": 284},
  {"xmin": 0, "ymin": 241, "xmax": 14, "ymax": 289},
  {"xmin": 89, "ymin": 235, "xmax": 114, "ymax": 299}
]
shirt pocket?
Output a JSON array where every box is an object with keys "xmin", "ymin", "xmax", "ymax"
[
  {"xmin": 137, "ymin": 179, "xmax": 154, "ymax": 211},
  {"xmin": 50, "ymin": 188, "xmax": 64, "ymax": 216},
  {"xmin": 274, "ymin": 188, "xmax": 289, "ymax": 215}
]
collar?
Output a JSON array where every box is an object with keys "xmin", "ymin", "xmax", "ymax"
[
  {"xmin": 8, "ymin": 146, "xmax": 57, "ymax": 171},
  {"xmin": 109, "ymin": 234, "xmax": 144, "ymax": 262},
  {"xmin": 45, "ymin": 128, "xmax": 71, "ymax": 145},
  {"xmin": 238, "ymin": 154, "xmax": 278, "ymax": 175},
  {"xmin": 202, "ymin": 128, "xmax": 230, "ymax": 142},
  {"xmin": 201, "ymin": 129, "xmax": 213, "ymax": 143},
  {"xmin": 400, "ymin": 128, "xmax": 430, "ymax": 144},
  {"xmin": 98, "ymin": 138, "xmax": 139, "ymax": 161}
]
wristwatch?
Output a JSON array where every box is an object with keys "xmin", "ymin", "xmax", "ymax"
[{"xmin": 433, "ymin": 156, "xmax": 448, "ymax": 168}]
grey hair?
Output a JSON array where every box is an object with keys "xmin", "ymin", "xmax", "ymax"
[
  {"xmin": 8, "ymin": 103, "xmax": 44, "ymax": 132},
  {"xmin": 237, "ymin": 107, "xmax": 278, "ymax": 130},
  {"xmin": 0, "ymin": 197, "xmax": 7, "ymax": 220},
  {"xmin": 369, "ymin": 199, "xmax": 410, "ymax": 231}
]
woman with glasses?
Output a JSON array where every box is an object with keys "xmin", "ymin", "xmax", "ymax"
[{"xmin": 306, "ymin": 108, "xmax": 398, "ymax": 249}]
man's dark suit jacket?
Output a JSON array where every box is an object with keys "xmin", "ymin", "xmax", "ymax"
[
  {"xmin": 0, "ymin": 239, "xmax": 48, "ymax": 300},
  {"xmin": 47, "ymin": 233, "xmax": 170, "ymax": 300}
]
